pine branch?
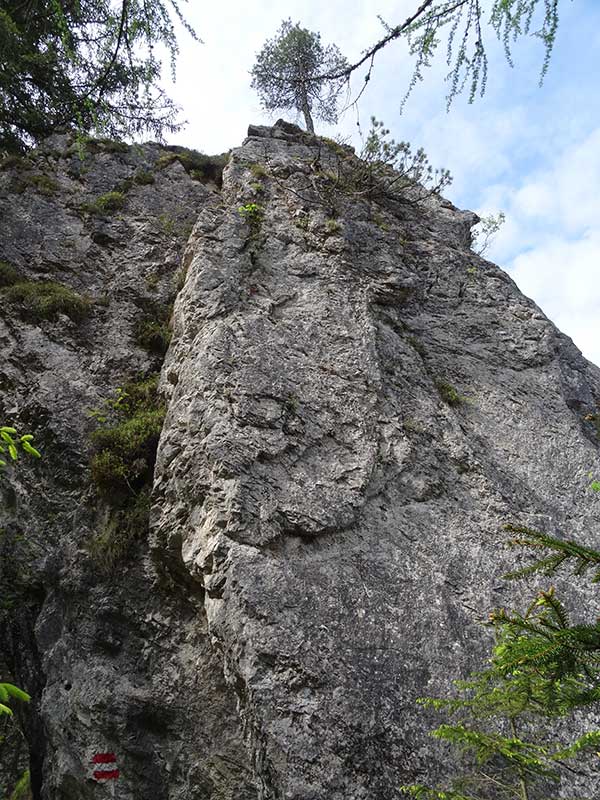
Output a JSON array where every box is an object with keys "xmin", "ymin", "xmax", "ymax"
[{"xmin": 503, "ymin": 525, "xmax": 600, "ymax": 582}]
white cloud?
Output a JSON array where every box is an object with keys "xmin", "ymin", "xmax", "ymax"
[{"xmin": 509, "ymin": 232, "xmax": 600, "ymax": 366}]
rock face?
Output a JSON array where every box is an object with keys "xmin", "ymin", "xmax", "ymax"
[{"xmin": 2, "ymin": 123, "xmax": 600, "ymax": 799}]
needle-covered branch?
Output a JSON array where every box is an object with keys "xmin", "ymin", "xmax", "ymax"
[{"xmin": 0, "ymin": 0, "xmax": 200, "ymax": 152}]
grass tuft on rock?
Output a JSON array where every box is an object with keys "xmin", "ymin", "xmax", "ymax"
[
  {"xmin": 4, "ymin": 280, "xmax": 91, "ymax": 322},
  {"xmin": 436, "ymin": 380, "xmax": 462, "ymax": 407},
  {"xmin": 82, "ymin": 190, "xmax": 126, "ymax": 215}
]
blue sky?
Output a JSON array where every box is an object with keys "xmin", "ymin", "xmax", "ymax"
[{"xmin": 161, "ymin": 0, "xmax": 600, "ymax": 366}]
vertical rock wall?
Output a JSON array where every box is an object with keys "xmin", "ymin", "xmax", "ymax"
[
  {"xmin": 1, "ymin": 123, "xmax": 599, "ymax": 799},
  {"xmin": 0, "ymin": 137, "xmax": 256, "ymax": 799},
  {"xmin": 153, "ymin": 123, "xmax": 600, "ymax": 799}
]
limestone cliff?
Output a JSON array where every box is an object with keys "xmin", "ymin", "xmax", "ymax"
[{"xmin": 1, "ymin": 122, "xmax": 599, "ymax": 799}]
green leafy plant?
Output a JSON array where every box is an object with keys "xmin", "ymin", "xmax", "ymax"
[
  {"xmin": 155, "ymin": 148, "xmax": 228, "ymax": 186},
  {"xmin": 0, "ymin": 428, "xmax": 41, "ymax": 468},
  {"xmin": 0, "ymin": 262, "xmax": 19, "ymax": 288},
  {"xmin": 473, "ymin": 212, "xmax": 506, "ymax": 256},
  {"xmin": 90, "ymin": 375, "xmax": 164, "ymax": 500},
  {"xmin": 0, "ymin": 425, "xmax": 39, "ymax": 796},
  {"xmin": 248, "ymin": 163, "xmax": 269, "ymax": 179},
  {"xmin": 311, "ymin": 1, "xmax": 562, "ymax": 116},
  {"xmin": 310, "ymin": 118, "xmax": 451, "ymax": 214},
  {"xmin": 0, "ymin": 0, "xmax": 200, "ymax": 153},
  {"xmin": 134, "ymin": 169, "xmax": 155, "ymax": 186},
  {"xmin": 3, "ymin": 280, "xmax": 91, "ymax": 323},
  {"xmin": 238, "ymin": 203, "xmax": 264, "ymax": 237},
  {"xmin": 135, "ymin": 317, "xmax": 172, "ymax": 356},
  {"xmin": 0, "ymin": 683, "xmax": 30, "ymax": 717},
  {"xmin": 357, "ymin": 118, "xmax": 452, "ymax": 202},
  {"xmin": 9, "ymin": 769, "xmax": 31, "ymax": 800},
  {"xmin": 404, "ymin": 479, "xmax": 600, "ymax": 800},
  {"xmin": 16, "ymin": 174, "xmax": 59, "ymax": 196}
]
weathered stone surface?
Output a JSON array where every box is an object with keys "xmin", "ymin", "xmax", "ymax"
[
  {"xmin": 2, "ymin": 122, "xmax": 600, "ymax": 800},
  {"xmin": 154, "ymin": 123, "xmax": 600, "ymax": 799},
  {"xmin": 0, "ymin": 137, "xmax": 256, "ymax": 799}
]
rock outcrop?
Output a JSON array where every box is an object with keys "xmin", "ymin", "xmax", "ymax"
[{"xmin": 1, "ymin": 122, "xmax": 599, "ymax": 799}]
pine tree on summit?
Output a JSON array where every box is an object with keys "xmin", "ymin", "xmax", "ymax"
[{"xmin": 250, "ymin": 19, "xmax": 348, "ymax": 135}]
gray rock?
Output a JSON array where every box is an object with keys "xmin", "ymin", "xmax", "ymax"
[
  {"xmin": 154, "ymin": 123, "xmax": 600, "ymax": 798},
  {"xmin": 1, "ymin": 122, "xmax": 599, "ymax": 799}
]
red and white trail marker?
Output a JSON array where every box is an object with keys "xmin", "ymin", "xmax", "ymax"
[{"xmin": 92, "ymin": 752, "xmax": 119, "ymax": 794}]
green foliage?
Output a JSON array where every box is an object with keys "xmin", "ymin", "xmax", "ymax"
[
  {"xmin": 251, "ymin": 19, "xmax": 349, "ymax": 134},
  {"xmin": 88, "ymin": 375, "xmax": 164, "ymax": 565},
  {"xmin": 503, "ymin": 524, "xmax": 600, "ymax": 584},
  {"xmin": 83, "ymin": 190, "xmax": 125, "ymax": 215},
  {"xmin": 248, "ymin": 163, "xmax": 268, "ymax": 179},
  {"xmin": 90, "ymin": 375, "xmax": 165, "ymax": 502},
  {"xmin": 9, "ymin": 769, "xmax": 31, "ymax": 800},
  {"xmin": 312, "ymin": 118, "xmax": 451, "ymax": 213},
  {"xmin": 16, "ymin": 173, "xmax": 59, "ymax": 195},
  {"xmin": 82, "ymin": 137, "xmax": 129, "ymax": 154},
  {"xmin": 3, "ymin": 280, "xmax": 91, "ymax": 322},
  {"xmin": 404, "ymin": 476, "xmax": 600, "ymax": 800},
  {"xmin": 0, "ymin": 427, "xmax": 41, "ymax": 468},
  {"xmin": 0, "ymin": 0, "xmax": 199, "ymax": 153},
  {"xmin": 238, "ymin": 203, "xmax": 264, "ymax": 236},
  {"xmin": 436, "ymin": 381, "xmax": 461, "ymax": 407},
  {"xmin": 319, "ymin": 136, "xmax": 351, "ymax": 158},
  {"xmin": 473, "ymin": 212, "xmax": 506, "ymax": 256},
  {"xmin": 366, "ymin": 1, "xmax": 562, "ymax": 114},
  {"xmin": 87, "ymin": 487, "xmax": 151, "ymax": 569},
  {"xmin": 0, "ymin": 683, "xmax": 31, "ymax": 717},
  {"xmin": 324, "ymin": 219, "xmax": 341, "ymax": 235},
  {"xmin": 360, "ymin": 118, "xmax": 452, "ymax": 201},
  {"xmin": 135, "ymin": 317, "xmax": 172, "ymax": 356},
  {"xmin": 134, "ymin": 169, "xmax": 155, "ymax": 186},
  {"xmin": 0, "ymin": 153, "xmax": 29, "ymax": 170},
  {"xmin": 402, "ymin": 587, "xmax": 600, "ymax": 800}
]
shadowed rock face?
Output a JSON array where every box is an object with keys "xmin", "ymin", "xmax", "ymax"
[
  {"xmin": 1, "ymin": 123, "xmax": 600, "ymax": 799},
  {"xmin": 0, "ymin": 135, "xmax": 256, "ymax": 800}
]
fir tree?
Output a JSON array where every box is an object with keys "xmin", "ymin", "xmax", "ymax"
[
  {"xmin": 0, "ymin": 0, "xmax": 199, "ymax": 152},
  {"xmin": 250, "ymin": 19, "xmax": 348, "ymax": 134},
  {"xmin": 402, "ymin": 523, "xmax": 600, "ymax": 800},
  {"xmin": 402, "ymin": 592, "xmax": 600, "ymax": 799}
]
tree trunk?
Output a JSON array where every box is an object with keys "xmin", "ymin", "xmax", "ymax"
[{"xmin": 299, "ymin": 86, "xmax": 315, "ymax": 134}]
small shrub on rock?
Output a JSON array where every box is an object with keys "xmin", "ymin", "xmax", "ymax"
[
  {"xmin": 436, "ymin": 380, "xmax": 461, "ymax": 407},
  {"xmin": 82, "ymin": 190, "xmax": 126, "ymax": 215},
  {"xmin": 134, "ymin": 170, "xmax": 155, "ymax": 185},
  {"xmin": 135, "ymin": 318, "xmax": 172, "ymax": 355}
]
